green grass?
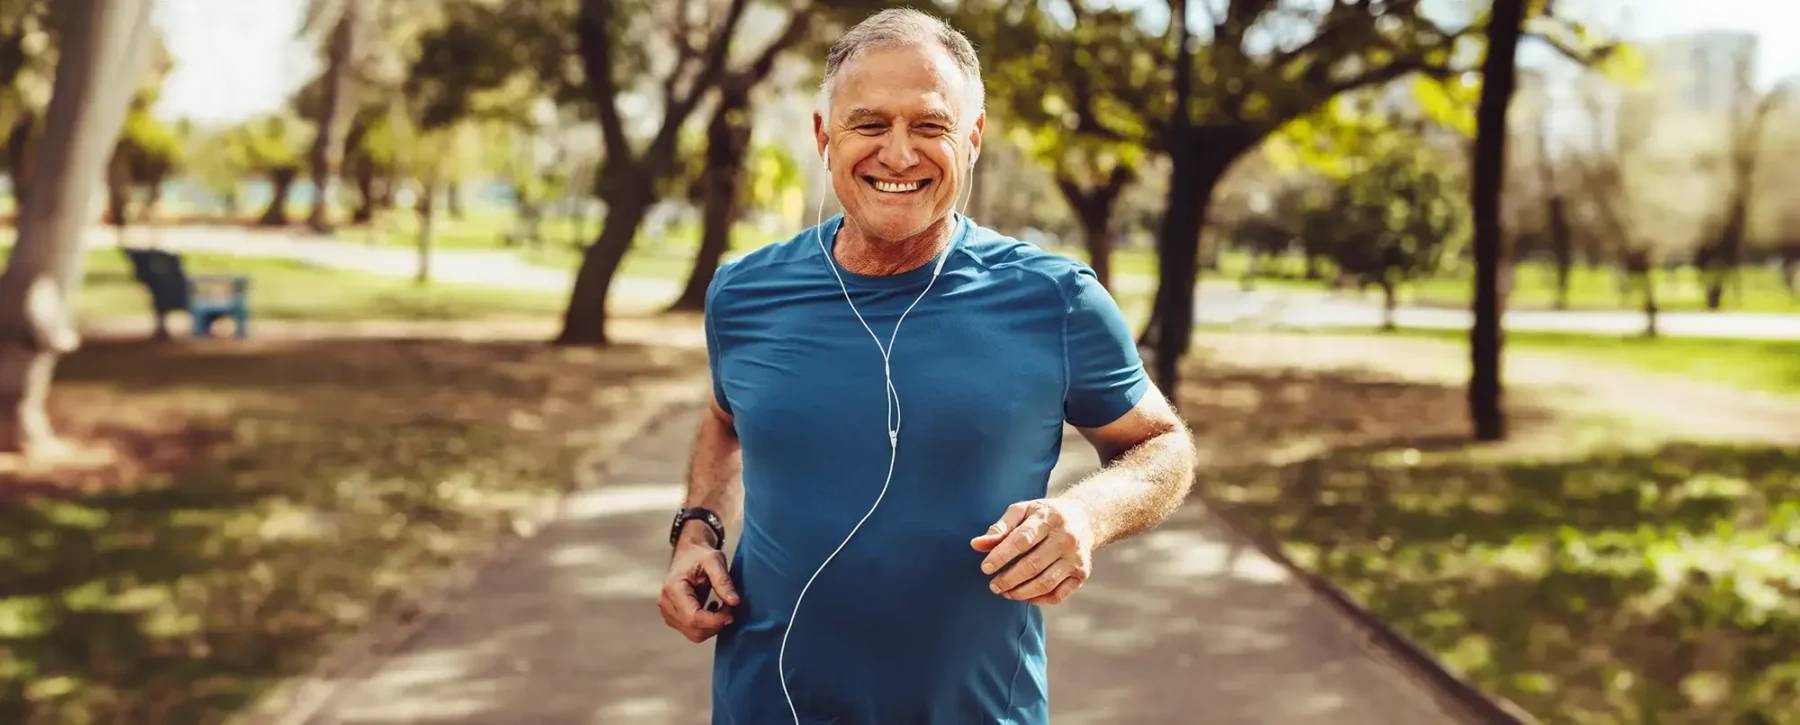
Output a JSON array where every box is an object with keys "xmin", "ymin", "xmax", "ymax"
[
  {"xmin": 1177, "ymin": 359, "xmax": 1800, "ymax": 725},
  {"xmin": 0, "ymin": 336, "xmax": 708, "ymax": 724},
  {"xmin": 1343, "ymin": 327, "xmax": 1800, "ymax": 400},
  {"xmin": 66, "ymin": 247, "xmax": 568, "ymax": 324}
]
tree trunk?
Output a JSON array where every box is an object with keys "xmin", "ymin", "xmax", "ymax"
[
  {"xmin": 1641, "ymin": 267, "xmax": 1659, "ymax": 339},
  {"xmin": 0, "ymin": 0, "xmax": 155, "ymax": 455},
  {"xmin": 446, "ymin": 180, "xmax": 464, "ymax": 219},
  {"xmin": 556, "ymin": 182, "xmax": 655, "ymax": 345},
  {"xmin": 1055, "ymin": 166, "xmax": 1132, "ymax": 291},
  {"xmin": 260, "ymin": 168, "xmax": 297, "ymax": 226},
  {"xmin": 1548, "ymin": 196, "xmax": 1572, "ymax": 310},
  {"xmin": 670, "ymin": 85, "xmax": 754, "ymax": 312},
  {"xmin": 416, "ymin": 182, "xmax": 436, "ymax": 285},
  {"xmin": 104, "ymin": 154, "xmax": 130, "ymax": 229},
  {"xmin": 1380, "ymin": 280, "xmax": 1397, "ymax": 331},
  {"xmin": 1468, "ymin": 0, "xmax": 1524, "ymax": 442},
  {"xmin": 1143, "ymin": 131, "xmax": 1249, "ymax": 387},
  {"xmin": 1079, "ymin": 209, "xmax": 1115, "ymax": 291},
  {"xmin": 307, "ymin": 0, "xmax": 362, "ymax": 233},
  {"xmin": 1149, "ymin": 138, "xmax": 1242, "ymax": 389},
  {"xmin": 352, "ymin": 161, "xmax": 377, "ymax": 223},
  {"xmin": 6, "ymin": 113, "xmax": 33, "ymax": 210}
]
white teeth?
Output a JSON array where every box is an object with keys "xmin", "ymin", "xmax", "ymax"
[{"xmin": 873, "ymin": 180, "xmax": 922, "ymax": 193}]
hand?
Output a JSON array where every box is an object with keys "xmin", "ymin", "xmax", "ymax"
[
  {"xmin": 659, "ymin": 538, "xmax": 740, "ymax": 643},
  {"xmin": 969, "ymin": 498, "xmax": 1096, "ymax": 606}
]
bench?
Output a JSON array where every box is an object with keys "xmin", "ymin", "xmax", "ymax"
[{"xmin": 120, "ymin": 248, "xmax": 250, "ymax": 339}]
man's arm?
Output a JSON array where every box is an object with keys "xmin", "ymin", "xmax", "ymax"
[
  {"xmin": 660, "ymin": 395, "xmax": 744, "ymax": 642},
  {"xmin": 676, "ymin": 397, "xmax": 744, "ymax": 547},
  {"xmin": 1061, "ymin": 384, "xmax": 1196, "ymax": 547}
]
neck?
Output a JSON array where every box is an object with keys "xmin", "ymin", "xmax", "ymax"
[{"xmin": 834, "ymin": 214, "xmax": 959, "ymax": 276}]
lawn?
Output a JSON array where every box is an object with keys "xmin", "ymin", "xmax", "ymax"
[
  {"xmin": 68, "ymin": 246, "xmax": 568, "ymax": 325},
  {"xmin": 1366, "ymin": 327, "xmax": 1800, "ymax": 400},
  {"xmin": 0, "ymin": 332, "xmax": 708, "ymax": 724},
  {"xmin": 1175, "ymin": 352, "xmax": 1800, "ymax": 725}
]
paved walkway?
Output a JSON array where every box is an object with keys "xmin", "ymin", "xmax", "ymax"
[
  {"xmin": 89, "ymin": 224, "xmax": 1800, "ymax": 340},
  {"xmin": 287, "ymin": 402, "xmax": 1476, "ymax": 725}
]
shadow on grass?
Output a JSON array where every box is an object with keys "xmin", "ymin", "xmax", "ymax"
[
  {"xmin": 0, "ymin": 337, "xmax": 707, "ymax": 725},
  {"xmin": 1175, "ymin": 360, "xmax": 1800, "ymax": 725}
]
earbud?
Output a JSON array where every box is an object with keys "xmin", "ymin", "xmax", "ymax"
[{"xmin": 823, "ymin": 145, "xmax": 830, "ymax": 171}]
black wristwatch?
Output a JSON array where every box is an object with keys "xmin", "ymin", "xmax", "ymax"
[{"xmin": 670, "ymin": 507, "xmax": 725, "ymax": 549}]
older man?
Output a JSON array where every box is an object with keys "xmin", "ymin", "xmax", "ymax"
[{"xmin": 661, "ymin": 8, "xmax": 1197, "ymax": 724}]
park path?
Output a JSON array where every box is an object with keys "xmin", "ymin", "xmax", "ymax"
[
  {"xmin": 277, "ymin": 398, "xmax": 1480, "ymax": 725},
  {"xmin": 89, "ymin": 224, "xmax": 1800, "ymax": 340}
]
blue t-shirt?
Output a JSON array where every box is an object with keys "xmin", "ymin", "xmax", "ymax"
[{"xmin": 704, "ymin": 213, "xmax": 1149, "ymax": 724}]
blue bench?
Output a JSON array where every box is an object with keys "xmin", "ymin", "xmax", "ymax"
[{"xmin": 120, "ymin": 248, "xmax": 250, "ymax": 339}]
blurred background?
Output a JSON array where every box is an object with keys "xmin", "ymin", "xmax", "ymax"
[{"xmin": 2, "ymin": 0, "xmax": 1798, "ymax": 724}]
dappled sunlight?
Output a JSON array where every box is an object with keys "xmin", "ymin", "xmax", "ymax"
[
  {"xmin": 0, "ymin": 336, "xmax": 706, "ymax": 725},
  {"xmin": 1175, "ymin": 356, "xmax": 1800, "ymax": 724}
]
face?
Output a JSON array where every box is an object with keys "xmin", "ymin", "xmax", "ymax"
[{"xmin": 815, "ymin": 43, "xmax": 984, "ymax": 245}]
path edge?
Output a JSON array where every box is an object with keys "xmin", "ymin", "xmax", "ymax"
[
  {"xmin": 1193, "ymin": 489, "xmax": 1543, "ymax": 725},
  {"xmin": 222, "ymin": 372, "xmax": 711, "ymax": 725}
]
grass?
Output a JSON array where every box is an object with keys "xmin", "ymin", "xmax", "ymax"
[
  {"xmin": 0, "ymin": 333, "xmax": 708, "ymax": 724},
  {"xmin": 1337, "ymin": 327, "xmax": 1800, "ymax": 400},
  {"xmin": 64, "ymin": 246, "xmax": 569, "ymax": 324},
  {"xmin": 1176, "ymin": 355, "xmax": 1800, "ymax": 725}
]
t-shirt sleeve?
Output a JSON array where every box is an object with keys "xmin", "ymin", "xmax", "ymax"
[
  {"xmin": 1061, "ymin": 264, "xmax": 1150, "ymax": 428},
  {"xmin": 704, "ymin": 266, "xmax": 733, "ymax": 416}
]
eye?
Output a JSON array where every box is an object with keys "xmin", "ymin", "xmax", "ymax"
[
  {"xmin": 855, "ymin": 123, "xmax": 885, "ymax": 133},
  {"xmin": 916, "ymin": 124, "xmax": 948, "ymax": 135}
]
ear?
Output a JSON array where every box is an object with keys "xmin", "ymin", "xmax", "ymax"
[
  {"xmin": 814, "ymin": 111, "xmax": 829, "ymax": 168},
  {"xmin": 968, "ymin": 111, "xmax": 986, "ymax": 168}
]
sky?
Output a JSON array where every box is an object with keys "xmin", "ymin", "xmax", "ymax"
[{"xmin": 149, "ymin": 0, "xmax": 1800, "ymax": 123}]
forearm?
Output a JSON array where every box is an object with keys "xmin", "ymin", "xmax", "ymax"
[
  {"xmin": 1056, "ymin": 427, "xmax": 1197, "ymax": 548},
  {"xmin": 678, "ymin": 404, "xmax": 744, "ymax": 548}
]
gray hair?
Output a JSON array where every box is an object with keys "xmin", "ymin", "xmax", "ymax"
[{"xmin": 817, "ymin": 8, "xmax": 985, "ymax": 122}]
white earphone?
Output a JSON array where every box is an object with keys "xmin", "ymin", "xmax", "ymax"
[{"xmin": 775, "ymin": 141, "xmax": 976, "ymax": 724}]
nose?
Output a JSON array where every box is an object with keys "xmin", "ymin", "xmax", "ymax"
[{"xmin": 874, "ymin": 123, "xmax": 921, "ymax": 171}]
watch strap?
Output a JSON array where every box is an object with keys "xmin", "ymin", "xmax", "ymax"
[{"xmin": 671, "ymin": 507, "xmax": 725, "ymax": 549}]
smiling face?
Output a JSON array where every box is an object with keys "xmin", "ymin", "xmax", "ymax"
[{"xmin": 815, "ymin": 43, "xmax": 983, "ymax": 247}]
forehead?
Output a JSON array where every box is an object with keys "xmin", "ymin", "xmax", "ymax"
[{"xmin": 830, "ymin": 44, "xmax": 970, "ymax": 123}]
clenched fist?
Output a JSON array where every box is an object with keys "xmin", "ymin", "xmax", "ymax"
[
  {"xmin": 969, "ymin": 498, "xmax": 1096, "ymax": 606},
  {"xmin": 660, "ymin": 535, "xmax": 741, "ymax": 643}
]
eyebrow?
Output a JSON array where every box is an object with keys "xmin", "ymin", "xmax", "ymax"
[{"xmin": 844, "ymin": 107, "xmax": 956, "ymax": 125}]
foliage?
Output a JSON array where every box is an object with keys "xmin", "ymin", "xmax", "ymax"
[
  {"xmin": 1174, "ymin": 337, "xmax": 1800, "ymax": 725},
  {"xmin": 0, "ymin": 334, "xmax": 705, "ymax": 724},
  {"xmin": 1275, "ymin": 102, "xmax": 1469, "ymax": 290},
  {"xmin": 229, "ymin": 116, "xmax": 306, "ymax": 176}
]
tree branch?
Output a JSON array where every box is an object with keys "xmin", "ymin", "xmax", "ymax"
[
  {"xmin": 644, "ymin": 0, "xmax": 751, "ymax": 170},
  {"xmin": 576, "ymin": 0, "xmax": 632, "ymax": 165},
  {"xmin": 741, "ymin": 2, "xmax": 813, "ymax": 86}
]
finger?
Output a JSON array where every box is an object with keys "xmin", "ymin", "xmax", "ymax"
[
  {"xmin": 1027, "ymin": 576, "xmax": 1083, "ymax": 606},
  {"xmin": 980, "ymin": 512, "xmax": 1047, "ymax": 575},
  {"xmin": 697, "ymin": 554, "xmax": 740, "ymax": 606},
  {"xmin": 972, "ymin": 502, "xmax": 1034, "ymax": 550},
  {"xmin": 991, "ymin": 546, "xmax": 1065, "ymax": 597}
]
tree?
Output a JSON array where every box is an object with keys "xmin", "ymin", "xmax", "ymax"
[
  {"xmin": 301, "ymin": 0, "xmax": 369, "ymax": 232},
  {"xmin": 1696, "ymin": 73, "xmax": 1791, "ymax": 310},
  {"xmin": 1467, "ymin": 0, "xmax": 1525, "ymax": 441},
  {"xmin": 1300, "ymin": 112, "xmax": 1469, "ymax": 328},
  {"xmin": 1141, "ymin": 0, "xmax": 1483, "ymax": 390},
  {"xmin": 972, "ymin": 1, "xmax": 1159, "ymax": 291},
  {"xmin": 0, "ymin": 0, "xmax": 157, "ymax": 454},
  {"xmin": 667, "ymin": 5, "xmax": 817, "ymax": 312}
]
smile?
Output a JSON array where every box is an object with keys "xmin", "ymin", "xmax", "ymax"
[{"xmin": 865, "ymin": 176, "xmax": 931, "ymax": 194}]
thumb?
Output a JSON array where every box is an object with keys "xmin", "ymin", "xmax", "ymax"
[{"xmin": 699, "ymin": 555, "xmax": 740, "ymax": 606}]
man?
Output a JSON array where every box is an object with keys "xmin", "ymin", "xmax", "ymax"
[{"xmin": 660, "ymin": 9, "xmax": 1197, "ymax": 724}]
